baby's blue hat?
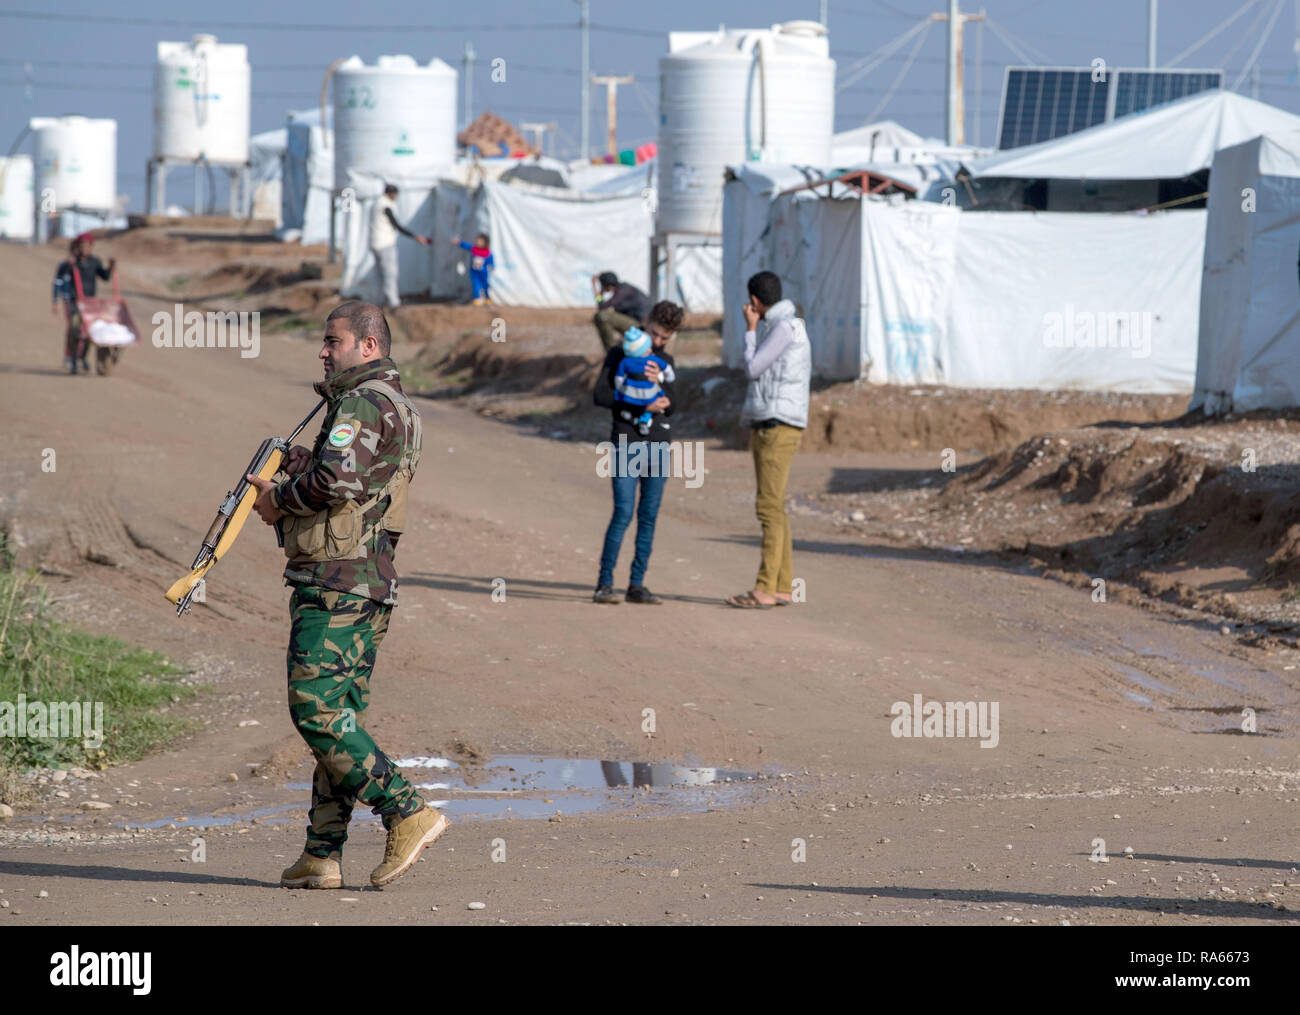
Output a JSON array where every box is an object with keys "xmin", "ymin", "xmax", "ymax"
[{"xmin": 622, "ymin": 326, "xmax": 651, "ymax": 357}]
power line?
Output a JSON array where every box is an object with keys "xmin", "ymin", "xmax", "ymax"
[
  {"xmin": 1164, "ymin": 0, "xmax": 1261, "ymax": 67},
  {"xmin": 0, "ymin": 55, "xmax": 662, "ymax": 80},
  {"xmin": 1219, "ymin": 0, "xmax": 1278, "ymax": 70},
  {"xmin": 837, "ymin": 17, "xmax": 933, "ymax": 92},
  {"xmin": 0, "ymin": 57, "xmax": 365, "ymax": 73},
  {"xmin": 839, "ymin": 87, "xmax": 1003, "ymax": 100},
  {"xmin": 832, "ymin": 48, "xmax": 1023, "ymax": 69},
  {"xmin": 983, "ymin": 16, "xmax": 1053, "ymax": 66},
  {"xmin": 1231, "ymin": 0, "xmax": 1287, "ymax": 90},
  {"xmin": 865, "ymin": 18, "xmax": 934, "ymax": 122},
  {"xmin": 0, "ymin": 75, "xmax": 587, "ymax": 116},
  {"xmin": 0, "ymin": 78, "xmax": 321, "ymax": 99},
  {"xmin": 589, "ymin": 23, "xmax": 663, "ymax": 39},
  {"xmin": 0, "ymin": 9, "xmax": 575, "ymax": 32},
  {"xmin": 834, "ymin": 0, "xmax": 920, "ymax": 20}
]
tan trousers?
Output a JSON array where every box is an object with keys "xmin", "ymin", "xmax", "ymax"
[
  {"xmin": 594, "ymin": 307, "xmax": 639, "ymax": 352},
  {"xmin": 751, "ymin": 423, "xmax": 803, "ymax": 594}
]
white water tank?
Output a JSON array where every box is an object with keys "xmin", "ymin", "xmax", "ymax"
[
  {"xmin": 154, "ymin": 35, "xmax": 251, "ymax": 163},
  {"xmin": 30, "ymin": 116, "xmax": 117, "ymax": 213},
  {"xmin": 657, "ymin": 21, "xmax": 835, "ymax": 235},
  {"xmin": 0, "ymin": 155, "xmax": 34, "ymax": 239},
  {"xmin": 332, "ymin": 55, "xmax": 458, "ymax": 189}
]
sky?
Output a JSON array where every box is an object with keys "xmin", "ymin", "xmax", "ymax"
[{"xmin": 4, "ymin": 0, "xmax": 1300, "ymax": 211}]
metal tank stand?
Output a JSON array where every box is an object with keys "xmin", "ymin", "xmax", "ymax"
[
  {"xmin": 649, "ymin": 231, "xmax": 722, "ymax": 307},
  {"xmin": 146, "ymin": 156, "xmax": 251, "ymax": 217}
]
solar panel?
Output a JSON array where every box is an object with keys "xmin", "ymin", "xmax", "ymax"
[
  {"xmin": 996, "ymin": 67, "xmax": 1223, "ymax": 150},
  {"xmin": 998, "ymin": 68, "xmax": 1107, "ymax": 149},
  {"xmin": 1112, "ymin": 69, "xmax": 1223, "ymax": 119}
]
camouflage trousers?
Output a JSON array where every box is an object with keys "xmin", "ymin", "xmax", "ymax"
[{"xmin": 286, "ymin": 585, "xmax": 423, "ymax": 858}]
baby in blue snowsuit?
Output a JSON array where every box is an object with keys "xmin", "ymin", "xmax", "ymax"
[{"xmin": 614, "ymin": 327, "xmax": 673, "ymax": 434}]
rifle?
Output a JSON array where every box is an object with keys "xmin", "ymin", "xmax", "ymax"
[{"xmin": 165, "ymin": 399, "xmax": 326, "ymax": 615}]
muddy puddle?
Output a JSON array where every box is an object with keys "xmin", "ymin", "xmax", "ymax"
[
  {"xmin": 1062, "ymin": 630, "xmax": 1297, "ymax": 734},
  {"xmin": 107, "ymin": 755, "xmax": 786, "ymax": 831}
]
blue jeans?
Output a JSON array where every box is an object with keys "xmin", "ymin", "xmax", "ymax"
[{"xmin": 598, "ymin": 453, "xmax": 668, "ymax": 588}]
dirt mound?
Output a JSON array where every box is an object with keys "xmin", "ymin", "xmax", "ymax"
[
  {"xmin": 960, "ymin": 431, "xmax": 1300, "ymax": 619},
  {"xmin": 805, "ymin": 387, "xmax": 1187, "ymax": 455},
  {"xmin": 947, "ymin": 434, "xmax": 1214, "ymax": 509},
  {"xmin": 97, "ymin": 225, "xmax": 328, "ymax": 268},
  {"xmin": 806, "ymin": 422, "xmax": 1300, "ymax": 626}
]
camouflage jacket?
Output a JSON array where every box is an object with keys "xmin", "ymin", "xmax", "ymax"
[{"xmin": 271, "ymin": 358, "xmax": 418, "ymax": 605}]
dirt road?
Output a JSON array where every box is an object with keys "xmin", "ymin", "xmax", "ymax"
[{"xmin": 1, "ymin": 236, "xmax": 1298, "ymax": 926}]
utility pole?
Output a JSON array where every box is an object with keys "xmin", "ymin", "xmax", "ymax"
[
  {"xmin": 520, "ymin": 121, "xmax": 557, "ymax": 155},
  {"xmin": 974, "ymin": 8, "xmax": 984, "ymax": 147},
  {"xmin": 937, "ymin": 2, "xmax": 983, "ymax": 146},
  {"xmin": 592, "ymin": 75, "xmax": 633, "ymax": 155},
  {"xmin": 462, "ymin": 40, "xmax": 476, "ymax": 131},
  {"xmin": 1251, "ymin": 62, "xmax": 1260, "ymax": 100},
  {"xmin": 1294, "ymin": 0, "xmax": 1300, "ymax": 86},
  {"xmin": 1147, "ymin": 0, "xmax": 1157, "ymax": 68},
  {"xmin": 947, "ymin": 0, "xmax": 961, "ymax": 146},
  {"xmin": 820, "ymin": 0, "xmax": 828, "ymax": 27},
  {"xmin": 576, "ymin": 0, "xmax": 591, "ymax": 159}
]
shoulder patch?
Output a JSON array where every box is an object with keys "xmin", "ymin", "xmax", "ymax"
[{"xmin": 328, "ymin": 420, "xmax": 358, "ymax": 449}]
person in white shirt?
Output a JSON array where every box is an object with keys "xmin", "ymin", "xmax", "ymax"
[
  {"xmin": 370, "ymin": 184, "xmax": 431, "ymax": 310},
  {"xmin": 726, "ymin": 271, "xmax": 811, "ymax": 609}
]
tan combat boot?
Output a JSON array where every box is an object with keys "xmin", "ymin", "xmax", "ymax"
[
  {"xmin": 280, "ymin": 851, "xmax": 343, "ymax": 889},
  {"xmin": 370, "ymin": 806, "xmax": 450, "ymax": 888}
]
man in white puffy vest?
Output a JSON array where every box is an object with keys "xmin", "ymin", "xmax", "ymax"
[{"xmin": 727, "ymin": 271, "xmax": 812, "ymax": 609}]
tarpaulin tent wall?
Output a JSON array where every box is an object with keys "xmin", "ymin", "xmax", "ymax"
[
  {"xmin": 722, "ymin": 163, "xmax": 834, "ymax": 358},
  {"xmin": 1192, "ymin": 129, "xmax": 1300, "ymax": 413},
  {"xmin": 569, "ymin": 157, "xmax": 725, "ymax": 312},
  {"xmin": 464, "ymin": 179, "xmax": 654, "ymax": 306},
  {"xmin": 724, "ymin": 175, "xmax": 1205, "ymax": 390},
  {"xmin": 281, "ymin": 118, "xmax": 334, "ymax": 243},
  {"xmin": 337, "ymin": 153, "xmax": 734, "ymax": 310},
  {"xmin": 760, "ymin": 189, "xmax": 866, "ymax": 380},
  {"xmin": 340, "ymin": 172, "xmax": 658, "ymax": 307},
  {"xmin": 942, "ymin": 207, "xmax": 1204, "ymax": 392},
  {"xmin": 338, "ymin": 169, "xmax": 440, "ymax": 303},
  {"xmin": 248, "ymin": 107, "xmax": 329, "ymax": 233}
]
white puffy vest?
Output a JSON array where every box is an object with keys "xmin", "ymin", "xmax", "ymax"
[{"xmin": 741, "ymin": 301, "xmax": 811, "ymax": 429}]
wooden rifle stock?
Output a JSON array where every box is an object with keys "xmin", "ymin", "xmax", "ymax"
[{"xmin": 165, "ymin": 399, "xmax": 326, "ymax": 615}]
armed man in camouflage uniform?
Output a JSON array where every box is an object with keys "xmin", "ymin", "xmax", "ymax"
[{"xmin": 247, "ymin": 300, "xmax": 448, "ymax": 889}]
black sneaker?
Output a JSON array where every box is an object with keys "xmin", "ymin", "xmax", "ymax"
[
  {"xmin": 625, "ymin": 585, "xmax": 662, "ymax": 605},
  {"xmin": 592, "ymin": 585, "xmax": 620, "ymax": 604}
]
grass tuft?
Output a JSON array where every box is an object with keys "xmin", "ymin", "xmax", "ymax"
[{"xmin": 0, "ymin": 564, "xmax": 201, "ymax": 803}]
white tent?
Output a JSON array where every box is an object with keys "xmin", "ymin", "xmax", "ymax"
[
  {"xmin": 340, "ymin": 170, "xmax": 658, "ymax": 307},
  {"xmin": 718, "ymin": 94, "xmax": 1300, "ymax": 390},
  {"xmin": 1192, "ymin": 129, "xmax": 1300, "ymax": 413},
  {"xmin": 247, "ymin": 108, "xmax": 329, "ymax": 230},
  {"xmin": 464, "ymin": 179, "xmax": 656, "ymax": 306},
  {"xmin": 722, "ymin": 163, "xmax": 840, "ymax": 358},
  {"xmin": 572, "ymin": 159, "xmax": 656, "ymax": 197},
  {"xmin": 723, "ymin": 164, "xmax": 1205, "ymax": 390},
  {"xmin": 281, "ymin": 115, "xmax": 334, "ymax": 243},
  {"xmin": 832, "ymin": 119, "xmax": 990, "ymax": 170},
  {"xmin": 970, "ymin": 91, "xmax": 1300, "ymax": 181},
  {"xmin": 834, "ymin": 120, "xmax": 926, "ymax": 150}
]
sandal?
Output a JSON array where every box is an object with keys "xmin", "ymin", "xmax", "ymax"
[
  {"xmin": 725, "ymin": 591, "xmax": 774, "ymax": 609},
  {"xmin": 772, "ymin": 595, "xmax": 792, "ymax": 606}
]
